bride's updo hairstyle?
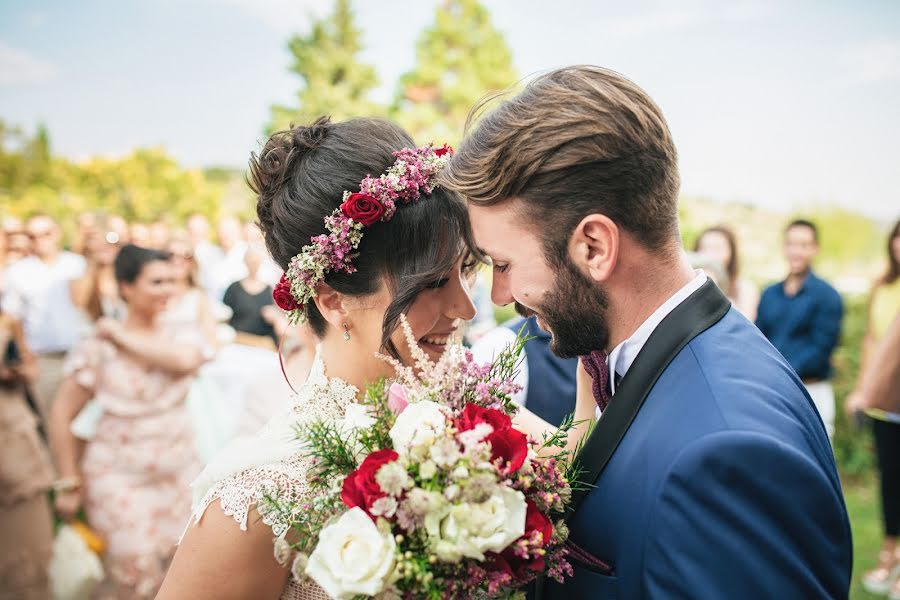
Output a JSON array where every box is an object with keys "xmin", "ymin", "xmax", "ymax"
[{"xmin": 250, "ymin": 116, "xmax": 477, "ymax": 357}]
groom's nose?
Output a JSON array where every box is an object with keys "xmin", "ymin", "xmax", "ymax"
[{"xmin": 491, "ymin": 272, "xmax": 514, "ymax": 307}]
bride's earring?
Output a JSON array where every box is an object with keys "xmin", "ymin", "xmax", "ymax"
[{"xmin": 342, "ymin": 322, "xmax": 351, "ymax": 342}]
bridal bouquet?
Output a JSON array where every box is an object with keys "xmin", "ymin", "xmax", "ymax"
[{"xmin": 264, "ymin": 323, "xmax": 578, "ymax": 599}]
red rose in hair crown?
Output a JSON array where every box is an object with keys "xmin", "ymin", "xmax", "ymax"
[
  {"xmin": 273, "ymin": 274, "xmax": 299, "ymax": 311},
  {"xmin": 340, "ymin": 192, "xmax": 385, "ymax": 226}
]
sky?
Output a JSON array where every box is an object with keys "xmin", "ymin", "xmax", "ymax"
[{"xmin": 1, "ymin": 0, "xmax": 899, "ymax": 221}]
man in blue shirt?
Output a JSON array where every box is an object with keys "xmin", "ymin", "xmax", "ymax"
[{"xmin": 757, "ymin": 219, "xmax": 844, "ymax": 438}]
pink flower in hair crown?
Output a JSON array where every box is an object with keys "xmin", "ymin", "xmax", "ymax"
[{"xmin": 276, "ymin": 143, "xmax": 454, "ymax": 324}]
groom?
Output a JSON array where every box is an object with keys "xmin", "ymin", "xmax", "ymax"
[{"xmin": 442, "ymin": 66, "xmax": 852, "ymax": 598}]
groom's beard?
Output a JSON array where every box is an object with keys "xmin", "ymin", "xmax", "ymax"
[{"xmin": 530, "ymin": 256, "xmax": 611, "ymax": 359}]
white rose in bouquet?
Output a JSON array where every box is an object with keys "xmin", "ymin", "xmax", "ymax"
[
  {"xmin": 424, "ymin": 486, "xmax": 527, "ymax": 562},
  {"xmin": 306, "ymin": 507, "xmax": 397, "ymax": 599},
  {"xmin": 389, "ymin": 400, "xmax": 447, "ymax": 457},
  {"xmin": 337, "ymin": 403, "xmax": 377, "ymax": 458}
]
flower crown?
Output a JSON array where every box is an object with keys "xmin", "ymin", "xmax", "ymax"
[{"xmin": 272, "ymin": 143, "xmax": 453, "ymax": 323}]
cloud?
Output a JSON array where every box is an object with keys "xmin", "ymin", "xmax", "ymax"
[
  {"xmin": 215, "ymin": 0, "xmax": 331, "ymax": 35},
  {"xmin": 0, "ymin": 42, "xmax": 55, "ymax": 86},
  {"xmin": 839, "ymin": 39, "xmax": 900, "ymax": 85}
]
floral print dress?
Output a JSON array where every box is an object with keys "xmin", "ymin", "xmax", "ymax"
[{"xmin": 65, "ymin": 332, "xmax": 201, "ymax": 599}]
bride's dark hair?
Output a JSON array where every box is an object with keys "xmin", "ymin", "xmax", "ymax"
[{"xmin": 250, "ymin": 116, "xmax": 477, "ymax": 358}]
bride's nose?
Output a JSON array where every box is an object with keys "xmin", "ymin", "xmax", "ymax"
[{"xmin": 446, "ymin": 276, "xmax": 477, "ymax": 322}]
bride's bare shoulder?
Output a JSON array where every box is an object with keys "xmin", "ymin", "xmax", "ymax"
[{"xmin": 158, "ymin": 499, "xmax": 289, "ymax": 600}]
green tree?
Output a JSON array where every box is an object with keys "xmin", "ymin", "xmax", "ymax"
[
  {"xmin": 267, "ymin": 0, "xmax": 381, "ymax": 133},
  {"xmin": 391, "ymin": 0, "xmax": 518, "ymax": 145}
]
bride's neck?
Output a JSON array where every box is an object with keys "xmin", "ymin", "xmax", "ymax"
[{"xmin": 318, "ymin": 335, "xmax": 392, "ymax": 395}]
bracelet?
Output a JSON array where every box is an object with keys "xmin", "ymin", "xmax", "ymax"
[{"xmin": 53, "ymin": 476, "xmax": 83, "ymax": 493}]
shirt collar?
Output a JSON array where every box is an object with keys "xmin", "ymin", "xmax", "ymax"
[{"xmin": 607, "ymin": 270, "xmax": 708, "ymax": 395}]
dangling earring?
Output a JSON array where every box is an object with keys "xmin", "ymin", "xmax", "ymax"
[{"xmin": 342, "ymin": 322, "xmax": 351, "ymax": 342}]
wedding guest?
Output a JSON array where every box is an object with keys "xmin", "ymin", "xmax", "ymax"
[
  {"xmin": 222, "ymin": 245, "xmax": 278, "ymax": 350},
  {"xmin": 69, "ymin": 215, "xmax": 126, "ymax": 322},
  {"xmin": 209, "ymin": 216, "xmax": 248, "ymax": 300},
  {"xmin": 72, "ymin": 212, "xmax": 97, "ymax": 256},
  {"xmin": 846, "ymin": 218, "xmax": 900, "ymax": 596},
  {"xmin": 471, "ymin": 312, "xmax": 577, "ymax": 427},
  {"xmin": 1, "ymin": 223, "xmax": 30, "ymax": 294},
  {"xmin": 244, "ymin": 221, "xmax": 283, "ymax": 286},
  {"xmin": 149, "ymin": 219, "xmax": 171, "ymax": 251},
  {"xmin": 129, "ymin": 222, "xmax": 151, "ymax": 248},
  {"xmin": 186, "ymin": 213, "xmax": 224, "ymax": 298},
  {"xmin": 1, "ymin": 214, "xmax": 86, "ymax": 418},
  {"xmin": 756, "ymin": 219, "xmax": 843, "ymax": 439},
  {"xmin": 165, "ymin": 233, "xmax": 218, "ymax": 348},
  {"xmin": 694, "ymin": 225, "xmax": 759, "ymax": 320},
  {"xmin": 48, "ymin": 245, "xmax": 205, "ymax": 599},
  {"xmin": 0, "ymin": 308, "xmax": 54, "ymax": 599}
]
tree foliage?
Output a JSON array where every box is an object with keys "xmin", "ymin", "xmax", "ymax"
[
  {"xmin": 266, "ymin": 0, "xmax": 382, "ymax": 134},
  {"xmin": 390, "ymin": 0, "xmax": 517, "ymax": 145},
  {"xmin": 1, "ymin": 121, "xmax": 223, "ymax": 228}
]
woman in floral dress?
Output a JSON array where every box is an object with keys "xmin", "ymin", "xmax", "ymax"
[{"xmin": 48, "ymin": 244, "xmax": 207, "ymax": 598}]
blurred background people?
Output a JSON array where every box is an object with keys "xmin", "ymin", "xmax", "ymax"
[
  {"xmin": 148, "ymin": 220, "xmax": 171, "ymax": 250},
  {"xmin": 69, "ymin": 214, "xmax": 126, "ymax": 323},
  {"xmin": 694, "ymin": 225, "xmax": 760, "ymax": 320},
  {"xmin": 756, "ymin": 219, "xmax": 844, "ymax": 439},
  {"xmin": 209, "ymin": 216, "xmax": 247, "ymax": 301},
  {"xmin": 222, "ymin": 244, "xmax": 278, "ymax": 351},
  {"xmin": 48, "ymin": 245, "xmax": 205, "ymax": 599},
  {"xmin": 0, "ymin": 307, "xmax": 54, "ymax": 599},
  {"xmin": 129, "ymin": 222, "xmax": 151, "ymax": 248},
  {"xmin": 847, "ymin": 218, "xmax": 900, "ymax": 596},
  {"xmin": 1, "ymin": 218, "xmax": 30, "ymax": 294},
  {"xmin": 1, "ymin": 214, "xmax": 86, "ymax": 419},
  {"xmin": 186, "ymin": 213, "xmax": 224, "ymax": 298}
]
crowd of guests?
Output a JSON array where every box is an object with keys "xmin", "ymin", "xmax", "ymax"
[
  {"xmin": 0, "ymin": 212, "xmax": 313, "ymax": 598},
  {"xmin": 0, "ymin": 209, "xmax": 898, "ymax": 598}
]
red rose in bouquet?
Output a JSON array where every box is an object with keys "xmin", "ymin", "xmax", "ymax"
[
  {"xmin": 457, "ymin": 404, "xmax": 512, "ymax": 434},
  {"xmin": 524, "ymin": 500, "xmax": 553, "ymax": 546},
  {"xmin": 340, "ymin": 192, "xmax": 385, "ymax": 226},
  {"xmin": 486, "ymin": 427, "xmax": 529, "ymax": 475},
  {"xmin": 457, "ymin": 404, "xmax": 528, "ymax": 475},
  {"xmin": 434, "ymin": 144, "xmax": 453, "ymax": 157},
  {"xmin": 340, "ymin": 449, "xmax": 398, "ymax": 518},
  {"xmin": 273, "ymin": 274, "xmax": 299, "ymax": 311}
]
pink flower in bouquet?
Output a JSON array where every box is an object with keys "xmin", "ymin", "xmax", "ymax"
[
  {"xmin": 341, "ymin": 449, "xmax": 399, "ymax": 519},
  {"xmin": 387, "ymin": 383, "xmax": 409, "ymax": 415}
]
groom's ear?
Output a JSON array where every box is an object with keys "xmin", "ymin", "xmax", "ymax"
[
  {"xmin": 570, "ymin": 214, "xmax": 619, "ymax": 283},
  {"xmin": 312, "ymin": 283, "xmax": 348, "ymax": 329}
]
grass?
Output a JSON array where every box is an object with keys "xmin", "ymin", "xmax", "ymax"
[{"xmin": 843, "ymin": 474, "xmax": 887, "ymax": 599}]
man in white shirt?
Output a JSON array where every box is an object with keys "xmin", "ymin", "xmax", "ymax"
[{"xmin": 2, "ymin": 214, "xmax": 85, "ymax": 416}]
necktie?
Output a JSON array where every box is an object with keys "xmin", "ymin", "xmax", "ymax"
[{"xmin": 580, "ymin": 350, "xmax": 613, "ymax": 412}]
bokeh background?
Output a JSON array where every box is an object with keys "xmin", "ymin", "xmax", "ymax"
[{"xmin": 2, "ymin": 1, "xmax": 899, "ymax": 596}]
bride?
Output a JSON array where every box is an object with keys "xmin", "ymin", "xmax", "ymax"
[{"xmin": 159, "ymin": 116, "xmax": 594, "ymax": 600}]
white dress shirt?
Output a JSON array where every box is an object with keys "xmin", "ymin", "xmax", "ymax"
[
  {"xmin": 607, "ymin": 270, "xmax": 708, "ymax": 396},
  {"xmin": 2, "ymin": 253, "xmax": 87, "ymax": 353}
]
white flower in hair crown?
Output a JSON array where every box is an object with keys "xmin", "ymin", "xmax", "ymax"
[{"xmin": 272, "ymin": 144, "xmax": 453, "ymax": 323}]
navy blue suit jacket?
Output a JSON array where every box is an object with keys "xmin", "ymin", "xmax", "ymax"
[{"xmin": 547, "ymin": 308, "xmax": 852, "ymax": 599}]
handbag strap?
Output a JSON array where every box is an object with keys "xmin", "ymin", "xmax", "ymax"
[{"xmin": 564, "ymin": 279, "xmax": 732, "ymax": 520}]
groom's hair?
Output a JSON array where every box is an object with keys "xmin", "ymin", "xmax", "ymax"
[{"xmin": 442, "ymin": 65, "xmax": 681, "ymax": 260}]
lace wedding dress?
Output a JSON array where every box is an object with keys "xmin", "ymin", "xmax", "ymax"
[{"xmin": 188, "ymin": 349, "xmax": 358, "ymax": 600}]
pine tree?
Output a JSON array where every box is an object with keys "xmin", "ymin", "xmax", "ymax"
[
  {"xmin": 391, "ymin": 0, "xmax": 517, "ymax": 145},
  {"xmin": 267, "ymin": 0, "xmax": 382, "ymax": 133}
]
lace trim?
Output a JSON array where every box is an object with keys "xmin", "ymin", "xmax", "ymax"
[{"xmin": 189, "ymin": 347, "xmax": 358, "ymax": 534}]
